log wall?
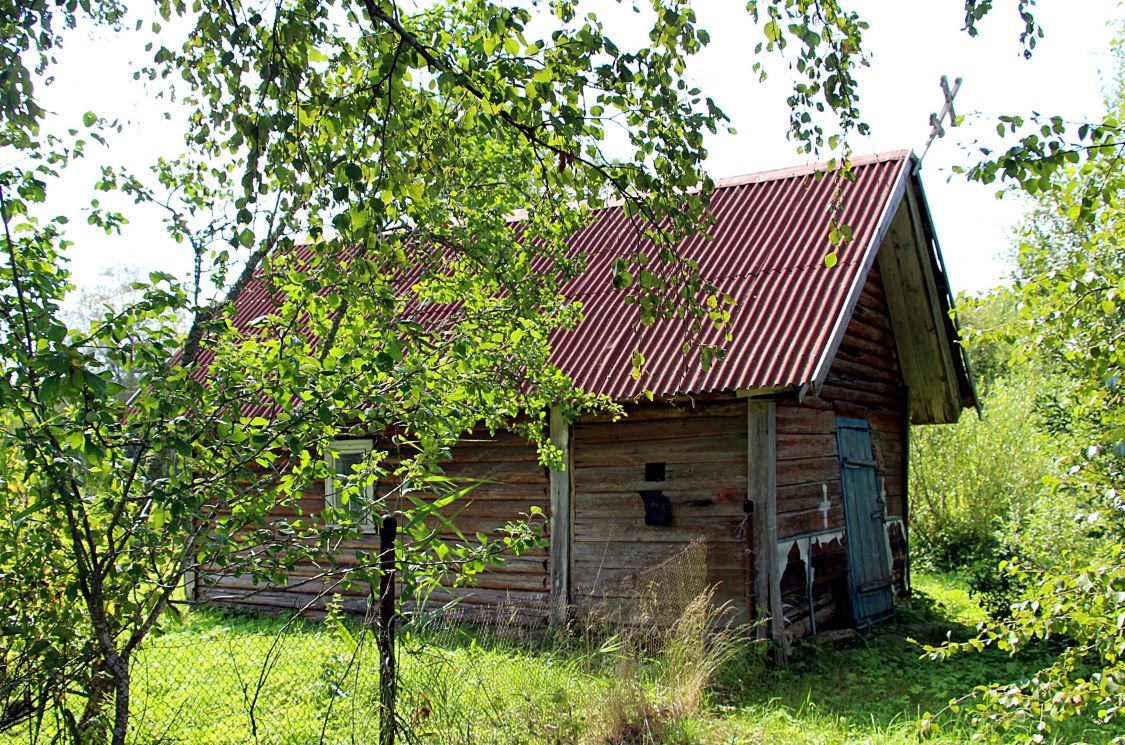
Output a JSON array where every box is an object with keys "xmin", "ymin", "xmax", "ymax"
[
  {"xmin": 199, "ymin": 427, "xmax": 552, "ymax": 620},
  {"xmin": 775, "ymin": 260, "xmax": 909, "ymax": 634},
  {"xmin": 569, "ymin": 399, "xmax": 749, "ymax": 622}
]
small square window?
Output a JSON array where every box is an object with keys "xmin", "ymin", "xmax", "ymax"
[
  {"xmin": 325, "ymin": 439, "xmax": 375, "ymax": 532},
  {"xmin": 644, "ymin": 462, "xmax": 666, "ymax": 482}
]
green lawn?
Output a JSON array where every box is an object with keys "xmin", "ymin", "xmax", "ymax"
[{"xmin": 6, "ymin": 571, "xmax": 1119, "ymax": 744}]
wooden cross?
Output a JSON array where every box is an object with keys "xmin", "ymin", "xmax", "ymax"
[{"xmin": 914, "ymin": 75, "xmax": 963, "ymax": 173}]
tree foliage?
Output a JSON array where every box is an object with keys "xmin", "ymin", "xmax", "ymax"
[{"xmin": 921, "ymin": 36, "xmax": 1125, "ymax": 743}]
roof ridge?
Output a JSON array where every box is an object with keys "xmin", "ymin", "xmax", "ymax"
[
  {"xmin": 506, "ymin": 149, "xmax": 914, "ymax": 221},
  {"xmin": 712, "ymin": 149, "xmax": 914, "ymax": 191}
]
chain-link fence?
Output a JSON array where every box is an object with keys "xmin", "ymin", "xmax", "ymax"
[{"xmin": 2, "ymin": 540, "xmax": 737, "ymax": 745}]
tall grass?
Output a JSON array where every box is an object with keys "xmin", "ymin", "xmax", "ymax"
[{"xmin": 581, "ymin": 589, "xmax": 747, "ymax": 745}]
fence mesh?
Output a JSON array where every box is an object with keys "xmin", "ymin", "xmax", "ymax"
[{"xmin": 1, "ymin": 540, "xmax": 729, "ymax": 745}]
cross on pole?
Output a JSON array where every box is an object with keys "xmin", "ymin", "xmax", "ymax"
[{"xmin": 914, "ymin": 75, "xmax": 963, "ymax": 174}]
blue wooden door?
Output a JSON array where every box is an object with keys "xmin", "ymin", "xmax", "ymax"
[{"xmin": 836, "ymin": 418, "xmax": 894, "ymax": 626}]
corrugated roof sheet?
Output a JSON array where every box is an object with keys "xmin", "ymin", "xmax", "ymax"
[
  {"xmin": 551, "ymin": 150, "xmax": 911, "ymax": 398},
  {"xmin": 212, "ymin": 150, "xmax": 913, "ymax": 402}
]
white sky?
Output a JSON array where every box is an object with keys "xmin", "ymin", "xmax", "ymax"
[{"xmin": 34, "ymin": 1, "xmax": 1122, "ymax": 297}]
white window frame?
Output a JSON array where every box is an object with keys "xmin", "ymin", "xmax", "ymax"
[{"xmin": 325, "ymin": 438, "xmax": 376, "ymax": 533}]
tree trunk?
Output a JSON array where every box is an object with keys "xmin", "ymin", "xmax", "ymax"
[
  {"xmin": 107, "ymin": 651, "xmax": 130, "ymax": 745},
  {"xmin": 76, "ymin": 658, "xmax": 114, "ymax": 744}
]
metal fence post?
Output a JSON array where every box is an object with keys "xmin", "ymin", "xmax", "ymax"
[{"xmin": 378, "ymin": 514, "xmax": 397, "ymax": 745}]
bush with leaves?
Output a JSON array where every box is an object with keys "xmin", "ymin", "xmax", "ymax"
[
  {"xmin": 923, "ymin": 549, "xmax": 1125, "ymax": 742},
  {"xmin": 910, "ymin": 372, "xmax": 1061, "ymax": 570}
]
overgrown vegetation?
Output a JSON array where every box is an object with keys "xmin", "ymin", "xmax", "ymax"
[
  {"xmin": 5, "ymin": 570, "xmax": 1103, "ymax": 745},
  {"xmin": 905, "ymin": 36, "xmax": 1125, "ymax": 744}
]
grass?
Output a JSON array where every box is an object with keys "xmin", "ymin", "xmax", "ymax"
[
  {"xmin": 5, "ymin": 570, "xmax": 1122, "ymax": 744},
  {"xmin": 697, "ymin": 569, "xmax": 1120, "ymax": 744},
  {"xmin": 125, "ymin": 608, "xmax": 601, "ymax": 744}
]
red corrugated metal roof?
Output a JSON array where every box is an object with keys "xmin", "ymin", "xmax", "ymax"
[
  {"xmin": 550, "ymin": 150, "xmax": 911, "ymax": 398},
  {"xmin": 210, "ymin": 150, "xmax": 913, "ymax": 402}
]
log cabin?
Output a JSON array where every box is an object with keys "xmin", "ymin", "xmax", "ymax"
[{"xmin": 196, "ymin": 150, "xmax": 977, "ymax": 641}]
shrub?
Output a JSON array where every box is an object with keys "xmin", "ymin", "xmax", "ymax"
[
  {"xmin": 966, "ymin": 549, "xmax": 1029, "ymax": 621},
  {"xmin": 910, "ymin": 376, "xmax": 1059, "ymax": 570}
]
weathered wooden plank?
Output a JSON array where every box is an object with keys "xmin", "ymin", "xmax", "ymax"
[
  {"xmin": 748, "ymin": 399, "xmax": 784, "ymax": 646},
  {"xmin": 858, "ymin": 287, "xmax": 890, "ymax": 316},
  {"xmin": 574, "ymin": 414, "xmax": 746, "ymax": 444},
  {"xmin": 850, "ymin": 300, "xmax": 895, "ymax": 334},
  {"xmin": 445, "ymin": 443, "xmax": 542, "ymax": 464},
  {"xmin": 776, "ymin": 456, "xmax": 841, "ymax": 487},
  {"xmin": 776, "ymin": 433, "xmax": 838, "ymax": 461},
  {"xmin": 574, "ymin": 552, "xmax": 745, "ymax": 576},
  {"xmin": 269, "ymin": 549, "xmax": 550, "ymax": 574},
  {"xmin": 382, "ymin": 498, "xmax": 550, "ymax": 522},
  {"xmin": 577, "ymin": 490, "xmax": 745, "ymax": 515},
  {"xmin": 573, "ymin": 518, "xmax": 743, "ymax": 544},
  {"xmin": 821, "ymin": 375, "xmax": 903, "ymax": 403},
  {"xmin": 576, "ymin": 398, "xmax": 747, "ymax": 425},
  {"xmin": 575, "ymin": 461, "xmax": 747, "ymax": 492},
  {"xmin": 777, "ymin": 508, "xmax": 847, "ymax": 537},
  {"xmin": 818, "ymin": 383, "xmax": 899, "ymax": 411},
  {"xmin": 438, "ymin": 460, "xmax": 549, "ymax": 485},
  {"xmin": 775, "ymin": 405, "xmax": 836, "ymax": 435},
  {"xmin": 204, "ymin": 568, "xmax": 551, "ymax": 597},
  {"xmin": 573, "ymin": 571, "xmax": 746, "ymax": 601},
  {"xmin": 776, "ymin": 483, "xmax": 843, "ymax": 514},
  {"xmin": 828, "ymin": 357, "xmax": 902, "ymax": 385},
  {"xmin": 406, "ymin": 515, "xmax": 550, "ymax": 536},
  {"xmin": 549, "ymin": 405, "xmax": 573, "ymax": 626},
  {"xmin": 834, "ymin": 332, "xmax": 898, "ymax": 366},
  {"xmin": 837, "ymin": 313, "xmax": 897, "ymax": 348},
  {"xmin": 573, "ymin": 435, "xmax": 747, "ymax": 467}
]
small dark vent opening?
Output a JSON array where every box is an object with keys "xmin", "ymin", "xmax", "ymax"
[{"xmin": 644, "ymin": 462, "xmax": 666, "ymax": 482}]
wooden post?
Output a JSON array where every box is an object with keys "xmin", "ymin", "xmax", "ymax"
[
  {"xmin": 741, "ymin": 500, "xmax": 755, "ymax": 624},
  {"xmin": 378, "ymin": 514, "xmax": 397, "ymax": 745},
  {"xmin": 548, "ymin": 405, "xmax": 573, "ymax": 626},
  {"xmin": 901, "ymin": 388, "xmax": 912, "ymax": 593},
  {"xmin": 748, "ymin": 399, "xmax": 787, "ymax": 656}
]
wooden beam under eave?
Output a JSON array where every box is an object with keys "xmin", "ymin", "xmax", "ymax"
[
  {"xmin": 904, "ymin": 180, "xmax": 962, "ymax": 422},
  {"xmin": 748, "ymin": 399, "xmax": 787, "ymax": 656},
  {"xmin": 548, "ymin": 405, "xmax": 573, "ymax": 626},
  {"xmin": 877, "ymin": 199, "xmax": 958, "ymax": 424}
]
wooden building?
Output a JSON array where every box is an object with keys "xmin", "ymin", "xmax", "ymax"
[{"xmin": 198, "ymin": 151, "xmax": 976, "ymax": 640}]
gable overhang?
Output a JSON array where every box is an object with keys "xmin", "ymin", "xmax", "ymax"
[{"xmin": 808, "ymin": 155, "xmax": 978, "ymax": 424}]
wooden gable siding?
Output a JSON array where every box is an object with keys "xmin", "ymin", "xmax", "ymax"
[
  {"xmin": 569, "ymin": 399, "xmax": 749, "ymax": 621},
  {"xmin": 774, "ymin": 261, "xmax": 908, "ymax": 636},
  {"xmin": 198, "ymin": 427, "xmax": 551, "ymax": 619}
]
